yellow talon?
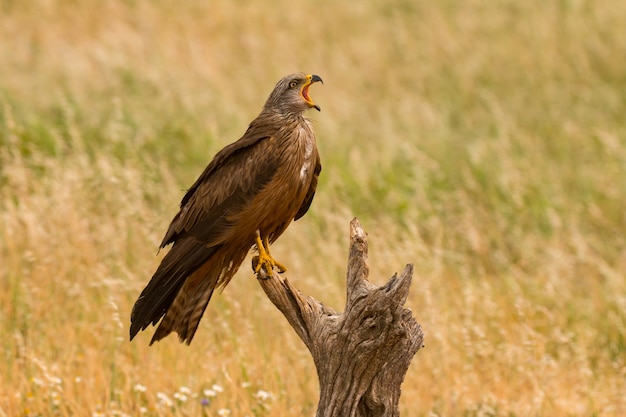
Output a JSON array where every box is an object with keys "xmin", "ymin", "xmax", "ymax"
[{"xmin": 253, "ymin": 232, "xmax": 287, "ymax": 274}]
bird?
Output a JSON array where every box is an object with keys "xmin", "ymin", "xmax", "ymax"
[{"xmin": 129, "ymin": 73, "xmax": 323, "ymax": 345}]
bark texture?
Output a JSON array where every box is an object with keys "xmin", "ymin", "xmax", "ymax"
[{"xmin": 255, "ymin": 218, "xmax": 424, "ymax": 417}]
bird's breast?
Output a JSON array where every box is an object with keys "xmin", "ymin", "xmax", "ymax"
[
  {"xmin": 224, "ymin": 119, "xmax": 317, "ymax": 245},
  {"xmin": 271, "ymin": 121, "xmax": 317, "ymax": 199},
  {"xmin": 298, "ymin": 128, "xmax": 315, "ymax": 182}
]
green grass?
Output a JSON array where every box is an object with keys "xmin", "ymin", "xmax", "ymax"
[{"xmin": 1, "ymin": 0, "xmax": 626, "ymax": 415}]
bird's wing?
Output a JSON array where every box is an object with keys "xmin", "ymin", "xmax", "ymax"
[
  {"xmin": 130, "ymin": 126, "xmax": 281, "ymax": 339},
  {"xmin": 294, "ymin": 151, "xmax": 321, "ymax": 221},
  {"xmin": 160, "ymin": 121, "xmax": 279, "ymax": 248}
]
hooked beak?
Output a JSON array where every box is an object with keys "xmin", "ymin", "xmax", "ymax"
[{"xmin": 301, "ymin": 74, "xmax": 323, "ymax": 111}]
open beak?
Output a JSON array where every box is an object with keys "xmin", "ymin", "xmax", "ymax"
[{"xmin": 301, "ymin": 74, "xmax": 323, "ymax": 111}]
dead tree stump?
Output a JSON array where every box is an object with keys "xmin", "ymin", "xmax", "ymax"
[{"xmin": 255, "ymin": 218, "xmax": 424, "ymax": 417}]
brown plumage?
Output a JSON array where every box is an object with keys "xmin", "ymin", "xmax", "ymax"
[{"xmin": 130, "ymin": 73, "xmax": 323, "ymax": 345}]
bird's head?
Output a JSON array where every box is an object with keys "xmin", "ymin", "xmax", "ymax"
[{"xmin": 264, "ymin": 73, "xmax": 323, "ymax": 116}]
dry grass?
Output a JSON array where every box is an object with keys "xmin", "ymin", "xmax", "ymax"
[{"xmin": 1, "ymin": 0, "xmax": 626, "ymax": 415}]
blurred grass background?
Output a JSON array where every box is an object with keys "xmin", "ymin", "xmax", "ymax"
[{"xmin": 1, "ymin": 0, "xmax": 625, "ymax": 415}]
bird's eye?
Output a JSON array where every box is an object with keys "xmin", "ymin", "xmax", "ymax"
[{"xmin": 289, "ymin": 80, "xmax": 298, "ymax": 89}]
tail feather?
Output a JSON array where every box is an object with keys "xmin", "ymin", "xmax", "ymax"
[
  {"xmin": 129, "ymin": 238, "xmax": 218, "ymax": 341},
  {"xmin": 149, "ymin": 260, "xmax": 220, "ymax": 345},
  {"xmin": 131, "ymin": 238, "xmax": 250, "ymax": 345}
]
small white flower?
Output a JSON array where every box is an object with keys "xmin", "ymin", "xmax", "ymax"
[
  {"xmin": 32, "ymin": 377, "xmax": 45, "ymax": 387},
  {"xmin": 254, "ymin": 390, "xmax": 273, "ymax": 401},
  {"xmin": 133, "ymin": 384, "xmax": 147, "ymax": 393},
  {"xmin": 75, "ymin": 377, "xmax": 83, "ymax": 383},
  {"xmin": 203, "ymin": 389, "xmax": 217, "ymax": 397},
  {"xmin": 139, "ymin": 407, "xmax": 148, "ymax": 414},
  {"xmin": 217, "ymin": 409, "xmax": 231, "ymax": 416},
  {"xmin": 179, "ymin": 386, "xmax": 192, "ymax": 395},
  {"xmin": 173, "ymin": 392, "xmax": 188, "ymax": 402},
  {"xmin": 156, "ymin": 392, "xmax": 173, "ymax": 407},
  {"xmin": 212, "ymin": 384, "xmax": 224, "ymax": 393},
  {"xmin": 241, "ymin": 381, "xmax": 252, "ymax": 388}
]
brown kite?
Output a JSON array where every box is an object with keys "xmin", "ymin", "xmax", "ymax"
[{"xmin": 129, "ymin": 73, "xmax": 323, "ymax": 345}]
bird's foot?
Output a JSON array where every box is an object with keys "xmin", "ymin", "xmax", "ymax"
[{"xmin": 252, "ymin": 231, "xmax": 287, "ymax": 276}]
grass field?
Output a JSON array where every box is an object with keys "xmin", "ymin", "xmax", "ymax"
[{"xmin": 1, "ymin": 0, "xmax": 626, "ymax": 415}]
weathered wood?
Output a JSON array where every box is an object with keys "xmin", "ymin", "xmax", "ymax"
[{"xmin": 255, "ymin": 218, "xmax": 424, "ymax": 417}]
